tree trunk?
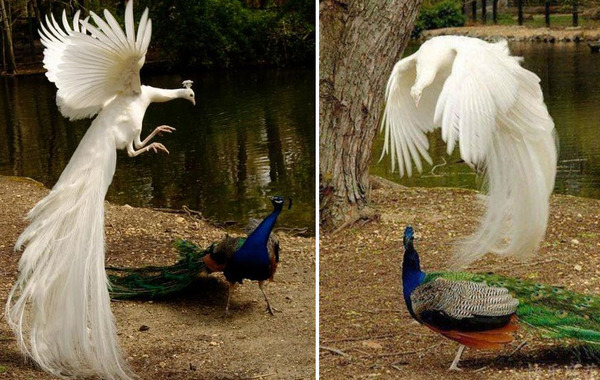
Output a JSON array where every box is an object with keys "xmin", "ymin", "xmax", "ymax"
[
  {"xmin": 481, "ymin": 0, "xmax": 486, "ymax": 23},
  {"xmin": 319, "ymin": 0, "xmax": 421, "ymax": 230},
  {"xmin": 0, "ymin": 0, "xmax": 15, "ymax": 74}
]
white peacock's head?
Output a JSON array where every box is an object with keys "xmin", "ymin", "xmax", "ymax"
[
  {"xmin": 410, "ymin": 86, "xmax": 422, "ymax": 108},
  {"xmin": 182, "ymin": 80, "xmax": 195, "ymax": 105}
]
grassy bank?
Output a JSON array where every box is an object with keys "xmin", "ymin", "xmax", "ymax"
[{"xmin": 423, "ymin": 24, "xmax": 600, "ymax": 42}]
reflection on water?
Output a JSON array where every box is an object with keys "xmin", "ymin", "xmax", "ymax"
[
  {"xmin": 372, "ymin": 42, "xmax": 600, "ymax": 199},
  {"xmin": 0, "ymin": 69, "xmax": 315, "ymax": 233}
]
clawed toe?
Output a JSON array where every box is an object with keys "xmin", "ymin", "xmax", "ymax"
[{"xmin": 266, "ymin": 306, "xmax": 281, "ymax": 315}]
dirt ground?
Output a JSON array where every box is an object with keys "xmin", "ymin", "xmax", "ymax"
[
  {"xmin": 0, "ymin": 176, "xmax": 315, "ymax": 379},
  {"xmin": 320, "ymin": 184, "xmax": 600, "ymax": 379}
]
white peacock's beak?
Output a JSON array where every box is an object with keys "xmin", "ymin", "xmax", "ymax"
[
  {"xmin": 192, "ymin": 99, "xmax": 196, "ymax": 106},
  {"xmin": 413, "ymin": 92, "xmax": 421, "ymax": 108},
  {"xmin": 410, "ymin": 87, "xmax": 422, "ymax": 108}
]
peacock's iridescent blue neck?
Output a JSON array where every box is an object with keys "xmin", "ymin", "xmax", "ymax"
[
  {"xmin": 402, "ymin": 242, "xmax": 426, "ymax": 318},
  {"xmin": 244, "ymin": 207, "xmax": 282, "ymax": 249}
]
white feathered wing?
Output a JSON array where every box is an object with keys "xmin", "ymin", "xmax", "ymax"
[
  {"xmin": 382, "ymin": 39, "xmax": 557, "ymax": 266},
  {"xmin": 38, "ymin": 1, "xmax": 151, "ymax": 120},
  {"xmin": 6, "ymin": 2, "xmax": 151, "ymax": 379}
]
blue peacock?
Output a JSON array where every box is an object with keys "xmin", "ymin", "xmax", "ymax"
[
  {"xmin": 108, "ymin": 196, "xmax": 290, "ymax": 315},
  {"xmin": 402, "ymin": 226, "xmax": 600, "ymax": 370}
]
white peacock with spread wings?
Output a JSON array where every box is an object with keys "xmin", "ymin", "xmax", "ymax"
[
  {"xmin": 381, "ymin": 36, "xmax": 558, "ymax": 267},
  {"xmin": 5, "ymin": 2, "xmax": 195, "ymax": 378}
]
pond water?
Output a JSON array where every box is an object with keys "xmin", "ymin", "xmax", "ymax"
[
  {"xmin": 372, "ymin": 42, "xmax": 600, "ymax": 199},
  {"xmin": 0, "ymin": 68, "xmax": 315, "ymax": 233}
]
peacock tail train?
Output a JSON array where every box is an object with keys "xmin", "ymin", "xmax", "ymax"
[
  {"xmin": 108, "ymin": 217, "xmax": 279, "ymax": 299},
  {"xmin": 426, "ymin": 272, "xmax": 600, "ymax": 349},
  {"xmin": 108, "ymin": 238, "xmax": 246, "ymax": 299},
  {"xmin": 108, "ymin": 240, "xmax": 210, "ymax": 299}
]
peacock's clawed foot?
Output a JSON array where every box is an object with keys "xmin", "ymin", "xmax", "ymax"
[
  {"xmin": 154, "ymin": 125, "xmax": 176, "ymax": 136},
  {"xmin": 266, "ymin": 305, "xmax": 282, "ymax": 316},
  {"xmin": 448, "ymin": 365, "xmax": 462, "ymax": 371},
  {"xmin": 147, "ymin": 142, "xmax": 169, "ymax": 154}
]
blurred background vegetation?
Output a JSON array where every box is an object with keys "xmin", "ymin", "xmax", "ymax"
[
  {"xmin": 0, "ymin": 0, "xmax": 315, "ymax": 74},
  {"xmin": 412, "ymin": 0, "xmax": 600, "ymax": 37}
]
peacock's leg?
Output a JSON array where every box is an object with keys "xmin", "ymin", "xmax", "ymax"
[
  {"xmin": 449, "ymin": 344, "xmax": 465, "ymax": 371},
  {"xmin": 136, "ymin": 125, "xmax": 176, "ymax": 149},
  {"xmin": 259, "ymin": 281, "xmax": 280, "ymax": 315},
  {"xmin": 224, "ymin": 282, "xmax": 235, "ymax": 316},
  {"xmin": 127, "ymin": 141, "xmax": 170, "ymax": 157}
]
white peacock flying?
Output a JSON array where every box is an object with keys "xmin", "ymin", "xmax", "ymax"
[
  {"xmin": 381, "ymin": 35, "xmax": 557, "ymax": 267},
  {"xmin": 5, "ymin": 1, "xmax": 194, "ymax": 379}
]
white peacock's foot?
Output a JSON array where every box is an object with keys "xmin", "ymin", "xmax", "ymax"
[
  {"xmin": 147, "ymin": 142, "xmax": 169, "ymax": 154},
  {"xmin": 155, "ymin": 125, "xmax": 176, "ymax": 135}
]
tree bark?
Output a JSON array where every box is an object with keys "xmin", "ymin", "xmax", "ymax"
[
  {"xmin": 0, "ymin": 0, "xmax": 15, "ymax": 74},
  {"xmin": 319, "ymin": 0, "xmax": 421, "ymax": 230}
]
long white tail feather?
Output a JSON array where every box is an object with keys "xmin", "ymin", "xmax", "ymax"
[
  {"xmin": 452, "ymin": 128, "xmax": 556, "ymax": 267},
  {"xmin": 6, "ymin": 141, "xmax": 133, "ymax": 379}
]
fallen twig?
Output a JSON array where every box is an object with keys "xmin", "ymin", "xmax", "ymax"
[
  {"xmin": 359, "ymin": 343, "xmax": 442, "ymax": 359},
  {"xmin": 321, "ymin": 334, "xmax": 396, "ymax": 344},
  {"xmin": 430, "ymin": 157, "xmax": 447, "ymax": 177},
  {"xmin": 320, "ymin": 346, "xmax": 351, "ymax": 357},
  {"xmin": 507, "ymin": 341, "xmax": 527, "ymax": 358},
  {"xmin": 241, "ymin": 373, "xmax": 277, "ymax": 379},
  {"xmin": 274, "ymin": 226, "xmax": 310, "ymax": 236},
  {"xmin": 473, "ymin": 340, "xmax": 528, "ymax": 373}
]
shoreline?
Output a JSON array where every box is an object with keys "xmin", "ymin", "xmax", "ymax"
[{"xmin": 422, "ymin": 25, "xmax": 600, "ymax": 43}]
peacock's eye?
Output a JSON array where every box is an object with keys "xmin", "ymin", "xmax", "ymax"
[{"xmin": 190, "ymin": 94, "xmax": 193, "ymax": 97}]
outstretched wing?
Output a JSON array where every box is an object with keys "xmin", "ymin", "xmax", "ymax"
[
  {"xmin": 434, "ymin": 44, "xmax": 526, "ymax": 166},
  {"xmin": 381, "ymin": 41, "xmax": 547, "ymax": 175},
  {"xmin": 39, "ymin": 1, "xmax": 152, "ymax": 120},
  {"xmin": 380, "ymin": 52, "xmax": 442, "ymax": 177},
  {"xmin": 411, "ymin": 277, "xmax": 519, "ymax": 331}
]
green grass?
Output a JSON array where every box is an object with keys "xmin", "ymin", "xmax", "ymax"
[{"xmin": 488, "ymin": 13, "xmax": 600, "ymax": 29}]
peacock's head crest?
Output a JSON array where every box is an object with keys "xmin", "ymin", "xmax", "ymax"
[
  {"xmin": 182, "ymin": 80, "xmax": 195, "ymax": 105},
  {"xmin": 403, "ymin": 226, "xmax": 414, "ymax": 249},
  {"xmin": 268, "ymin": 195, "xmax": 288, "ymax": 211}
]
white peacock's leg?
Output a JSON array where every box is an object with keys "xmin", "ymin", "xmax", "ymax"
[
  {"xmin": 127, "ymin": 141, "xmax": 169, "ymax": 157},
  {"xmin": 449, "ymin": 344, "xmax": 465, "ymax": 371},
  {"xmin": 136, "ymin": 125, "xmax": 176, "ymax": 149}
]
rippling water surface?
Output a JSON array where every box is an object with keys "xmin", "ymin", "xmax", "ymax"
[
  {"xmin": 372, "ymin": 42, "xmax": 600, "ymax": 200},
  {"xmin": 0, "ymin": 68, "xmax": 315, "ymax": 232}
]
